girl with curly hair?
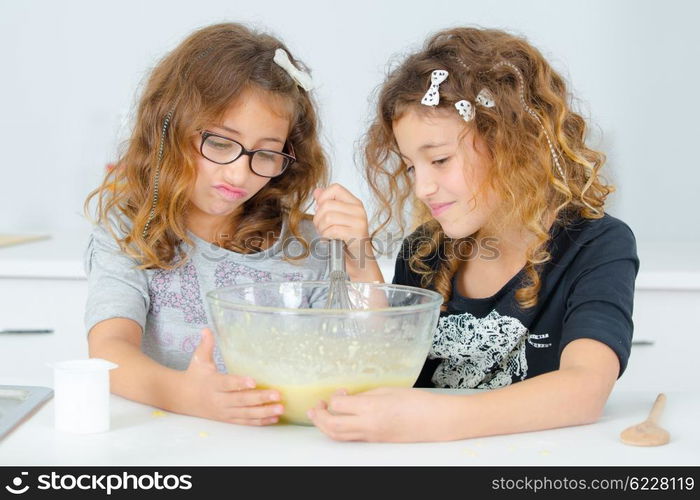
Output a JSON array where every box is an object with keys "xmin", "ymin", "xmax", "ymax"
[
  {"xmin": 309, "ymin": 27, "xmax": 639, "ymax": 442},
  {"xmin": 84, "ymin": 23, "xmax": 331, "ymax": 426}
]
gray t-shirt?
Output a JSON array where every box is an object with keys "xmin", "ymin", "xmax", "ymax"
[{"xmin": 84, "ymin": 216, "xmax": 329, "ymax": 371}]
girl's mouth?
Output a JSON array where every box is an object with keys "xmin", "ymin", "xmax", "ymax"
[
  {"xmin": 429, "ymin": 202, "xmax": 455, "ymax": 217},
  {"xmin": 215, "ymin": 184, "xmax": 247, "ymax": 200}
]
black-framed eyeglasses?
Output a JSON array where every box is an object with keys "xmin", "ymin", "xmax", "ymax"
[{"xmin": 199, "ymin": 131, "xmax": 296, "ymax": 178}]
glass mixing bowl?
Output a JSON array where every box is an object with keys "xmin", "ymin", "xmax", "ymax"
[{"xmin": 206, "ymin": 281, "xmax": 442, "ymax": 425}]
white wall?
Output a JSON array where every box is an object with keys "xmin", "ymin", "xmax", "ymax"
[{"xmin": 1, "ymin": 0, "xmax": 698, "ymax": 247}]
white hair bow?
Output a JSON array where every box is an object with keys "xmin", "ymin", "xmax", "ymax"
[
  {"xmin": 455, "ymin": 89, "xmax": 496, "ymax": 122},
  {"xmin": 273, "ymin": 48, "xmax": 314, "ymax": 91},
  {"xmin": 421, "ymin": 70, "xmax": 449, "ymax": 106},
  {"xmin": 454, "ymin": 100, "xmax": 475, "ymax": 121}
]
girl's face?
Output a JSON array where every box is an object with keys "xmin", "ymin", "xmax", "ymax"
[
  {"xmin": 188, "ymin": 88, "xmax": 291, "ymax": 229},
  {"xmin": 392, "ymin": 108, "xmax": 498, "ymax": 239}
]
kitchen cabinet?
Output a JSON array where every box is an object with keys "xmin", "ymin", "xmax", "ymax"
[{"xmin": 0, "ymin": 233, "xmax": 89, "ymax": 386}]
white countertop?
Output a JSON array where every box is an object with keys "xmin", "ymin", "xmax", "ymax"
[
  {"xmin": 1, "ymin": 232, "xmax": 698, "ymax": 290},
  {"xmin": 0, "ymin": 232, "xmax": 89, "ymax": 279},
  {"xmin": 1, "ymin": 386, "xmax": 697, "ymax": 466}
]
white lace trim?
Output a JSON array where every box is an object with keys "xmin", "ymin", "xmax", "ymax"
[{"xmin": 429, "ymin": 309, "xmax": 535, "ymax": 389}]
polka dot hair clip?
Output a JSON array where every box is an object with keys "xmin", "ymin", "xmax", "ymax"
[
  {"xmin": 420, "ymin": 69, "xmax": 495, "ymax": 123},
  {"xmin": 421, "ymin": 70, "xmax": 449, "ymax": 106},
  {"xmin": 420, "ymin": 63, "xmax": 566, "ymax": 182},
  {"xmin": 455, "ymin": 89, "xmax": 496, "ymax": 123}
]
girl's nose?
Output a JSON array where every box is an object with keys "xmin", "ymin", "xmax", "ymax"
[
  {"xmin": 224, "ymin": 154, "xmax": 253, "ymax": 185},
  {"xmin": 413, "ymin": 167, "xmax": 439, "ymax": 201}
]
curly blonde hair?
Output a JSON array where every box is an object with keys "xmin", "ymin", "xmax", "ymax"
[
  {"xmin": 364, "ymin": 27, "xmax": 613, "ymax": 310},
  {"xmin": 84, "ymin": 23, "xmax": 328, "ymax": 269}
]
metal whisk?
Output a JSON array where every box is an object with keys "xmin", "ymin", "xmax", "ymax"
[{"xmin": 324, "ymin": 239, "xmax": 355, "ymax": 310}]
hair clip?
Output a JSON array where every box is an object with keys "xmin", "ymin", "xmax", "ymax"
[
  {"xmin": 454, "ymin": 100, "xmax": 475, "ymax": 121},
  {"xmin": 454, "ymin": 89, "xmax": 496, "ymax": 122},
  {"xmin": 475, "ymin": 88, "xmax": 496, "ymax": 108},
  {"xmin": 421, "ymin": 70, "xmax": 449, "ymax": 106},
  {"xmin": 273, "ymin": 48, "xmax": 314, "ymax": 91}
]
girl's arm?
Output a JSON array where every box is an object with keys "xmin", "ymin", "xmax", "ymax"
[
  {"xmin": 347, "ymin": 238, "xmax": 385, "ymax": 283},
  {"xmin": 88, "ymin": 318, "xmax": 188, "ymax": 412},
  {"xmin": 308, "ymin": 337, "xmax": 619, "ymax": 442},
  {"xmin": 440, "ymin": 338, "xmax": 619, "ymax": 440},
  {"xmin": 88, "ymin": 318, "xmax": 284, "ymax": 425}
]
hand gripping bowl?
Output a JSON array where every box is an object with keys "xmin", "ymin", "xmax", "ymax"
[{"xmin": 207, "ymin": 281, "xmax": 442, "ymax": 425}]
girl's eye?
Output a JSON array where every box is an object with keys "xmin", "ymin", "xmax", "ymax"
[
  {"xmin": 210, "ymin": 140, "xmax": 233, "ymax": 150},
  {"xmin": 405, "ymin": 165, "xmax": 415, "ymax": 175},
  {"xmin": 433, "ymin": 157, "xmax": 449, "ymax": 166},
  {"xmin": 256, "ymin": 151, "xmax": 278, "ymax": 163}
]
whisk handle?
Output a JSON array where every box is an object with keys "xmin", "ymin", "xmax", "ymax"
[{"xmin": 329, "ymin": 239, "xmax": 346, "ymax": 275}]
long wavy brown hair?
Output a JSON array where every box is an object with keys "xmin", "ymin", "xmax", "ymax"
[
  {"xmin": 364, "ymin": 27, "xmax": 613, "ymax": 310},
  {"xmin": 84, "ymin": 23, "xmax": 328, "ymax": 269}
]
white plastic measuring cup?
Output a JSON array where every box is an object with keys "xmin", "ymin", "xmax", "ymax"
[{"xmin": 48, "ymin": 359, "xmax": 118, "ymax": 433}]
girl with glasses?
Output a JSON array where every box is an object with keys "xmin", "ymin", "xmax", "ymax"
[{"xmin": 83, "ymin": 23, "xmax": 330, "ymax": 426}]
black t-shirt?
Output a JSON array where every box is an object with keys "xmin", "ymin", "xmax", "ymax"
[{"xmin": 392, "ymin": 214, "xmax": 639, "ymax": 389}]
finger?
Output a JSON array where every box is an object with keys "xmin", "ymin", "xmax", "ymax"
[
  {"xmin": 315, "ymin": 200, "xmax": 366, "ymax": 225},
  {"xmin": 227, "ymin": 403, "xmax": 285, "ymax": 420},
  {"xmin": 315, "ymin": 183, "xmax": 359, "ymax": 205},
  {"xmin": 315, "ymin": 211, "xmax": 364, "ymax": 236},
  {"xmin": 307, "ymin": 399, "xmax": 327, "ymax": 421},
  {"xmin": 191, "ymin": 328, "xmax": 216, "ymax": 366},
  {"xmin": 307, "ymin": 406, "xmax": 363, "ymax": 441},
  {"xmin": 316, "ymin": 225, "xmax": 358, "ymax": 244},
  {"xmin": 313, "ymin": 202, "xmax": 364, "ymax": 231},
  {"xmin": 220, "ymin": 388, "xmax": 281, "ymax": 407},
  {"xmin": 327, "ymin": 394, "xmax": 365, "ymax": 415},
  {"xmin": 315, "ymin": 198, "xmax": 363, "ymax": 214},
  {"xmin": 217, "ymin": 374, "xmax": 257, "ymax": 392},
  {"xmin": 226, "ymin": 416, "xmax": 280, "ymax": 426},
  {"xmin": 325, "ymin": 197, "xmax": 364, "ymax": 212}
]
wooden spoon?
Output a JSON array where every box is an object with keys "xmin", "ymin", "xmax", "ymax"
[{"xmin": 620, "ymin": 393, "xmax": 670, "ymax": 446}]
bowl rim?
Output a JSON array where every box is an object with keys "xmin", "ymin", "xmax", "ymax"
[{"xmin": 206, "ymin": 280, "xmax": 443, "ymax": 316}]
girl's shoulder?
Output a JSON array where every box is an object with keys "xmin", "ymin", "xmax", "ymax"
[
  {"xmin": 84, "ymin": 211, "xmax": 146, "ymax": 280},
  {"xmin": 550, "ymin": 212, "xmax": 639, "ymax": 280},
  {"xmin": 85, "ymin": 210, "xmax": 157, "ymax": 274},
  {"xmin": 554, "ymin": 212, "xmax": 637, "ymax": 255},
  {"xmin": 88, "ymin": 210, "xmax": 134, "ymax": 250}
]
